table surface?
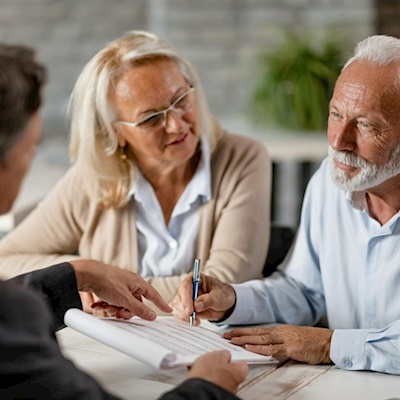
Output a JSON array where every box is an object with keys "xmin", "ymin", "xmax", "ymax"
[{"xmin": 57, "ymin": 322, "xmax": 400, "ymax": 400}]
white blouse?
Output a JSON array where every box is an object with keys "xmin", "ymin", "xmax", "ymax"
[{"xmin": 130, "ymin": 137, "xmax": 211, "ymax": 277}]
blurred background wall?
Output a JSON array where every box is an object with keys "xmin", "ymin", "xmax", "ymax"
[
  {"xmin": 0, "ymin": 0, "xmax": 397, "ymax": 229},
  {"xmin": 0, "ymin": 0, "xmax": 378, "ymax": 135}
]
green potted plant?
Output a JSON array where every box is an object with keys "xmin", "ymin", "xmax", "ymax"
[{"xmin": 250, "ymin": 33, "xmax": 346, "ymax": 131}]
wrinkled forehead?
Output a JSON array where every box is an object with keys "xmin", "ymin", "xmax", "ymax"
[
  {"xmin": 337, "ymin": 60, "xmax": 400, "ymax": 97},
  {"xmin": 333, "ymin": 60, "xmax": 400, "ymax": 117}
]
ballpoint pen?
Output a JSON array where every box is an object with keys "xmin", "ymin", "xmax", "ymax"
[{"xmin": 190, "ymin": 258, "xmax": 201, "ymax": 326}]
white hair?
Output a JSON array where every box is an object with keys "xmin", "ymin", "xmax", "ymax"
[{"xmin": 344, "ymin": 35, "xmax": 400, "ymax": 71}]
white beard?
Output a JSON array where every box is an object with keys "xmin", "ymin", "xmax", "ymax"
[{"xmin": 328, "ymin": 144, "xmax": 400, "ymax": 192}]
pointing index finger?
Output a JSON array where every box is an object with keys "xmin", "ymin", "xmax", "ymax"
[{"xmin": 137, "ymin": 282, "xmax": 173, "ymax": 314}]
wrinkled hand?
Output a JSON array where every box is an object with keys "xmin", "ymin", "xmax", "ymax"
[
  {"xmin": 169, "ymin": 273, "xmax": 236, "ymax": 325},
  {"xmin": 188, "ymin": 350, "xmax": 249, "ymax": 394},
  {"xmin": 224, "ymin": 325, "xmax": 333, "ymax": 365},
  {"xmin": 71, "ymin": 260, "xmax": 172, "ymax": 320}
]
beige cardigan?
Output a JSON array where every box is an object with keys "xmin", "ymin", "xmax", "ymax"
[{"xmin": 0, "ymin": 130, "xmax": 271, "ymax": 305}]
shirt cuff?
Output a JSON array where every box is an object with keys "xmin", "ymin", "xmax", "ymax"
[
  {"xmin": 330, "ymin": 328, "xmax": 369, "ymax": 370},
  {"xmin": 220, "ymin": 284, "xmax": 254, "ymax": 325}
]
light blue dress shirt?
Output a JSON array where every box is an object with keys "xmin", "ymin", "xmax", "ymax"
[
  {"xmin": 130, "ymin": 138, "xmax": 211, "ymax": 278},
  {"xmin": 225, "ymin": 158, "xmax": 400, "ymax": 374}
]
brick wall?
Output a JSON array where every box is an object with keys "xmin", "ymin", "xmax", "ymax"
[{"xmin": 0, "ymin": 0, "xmax": 375, "ymax": 137}]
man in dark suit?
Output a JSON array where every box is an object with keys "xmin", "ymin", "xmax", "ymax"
[{"xmin": 0, "ymin": 43, "xmax": 248, "ymax": 399}]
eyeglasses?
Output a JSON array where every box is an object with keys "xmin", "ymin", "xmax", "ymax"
[{"xmin": 115, "ymin": 86, "xmax": 195, "ymax": 133}]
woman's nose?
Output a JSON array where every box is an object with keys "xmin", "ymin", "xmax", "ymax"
[{"xmin": 164, "ymin": 109, "xmax": 187, "ymax": 133}]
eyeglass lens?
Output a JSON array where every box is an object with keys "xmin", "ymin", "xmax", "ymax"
[{"xmin": 137, "ymin": 88, "xmax": 194, "ymax": 129}]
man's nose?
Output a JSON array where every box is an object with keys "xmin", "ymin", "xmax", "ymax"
[{"xmin": 329, "ymin": 122, "xmax": 356, "ymax": 152}]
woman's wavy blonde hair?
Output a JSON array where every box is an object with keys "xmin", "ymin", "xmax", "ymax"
[{"xmin": 69, "ymin": 30, "xmax": 217, "ymax": 208}]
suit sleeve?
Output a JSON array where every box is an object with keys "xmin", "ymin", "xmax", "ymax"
[
  {"xmin": 8, "ymin": 262, "xmax": 82, "ymax": 330},
  {"xmin": 0, "ymin": 278, "xmax": 120, "ymax": 399}
]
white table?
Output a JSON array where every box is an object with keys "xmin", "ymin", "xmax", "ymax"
[
  {"xmin": 239, "ymin": 361, "xmax": 400, "ymax": 399},
  {"xmin": 57, "ymin": 325, "xmax": 400, "ymax": 400}
]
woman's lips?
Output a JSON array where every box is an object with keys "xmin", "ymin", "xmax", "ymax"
[{"xmin": 168, "ymin": 132, "xmax": 188, "ymax": 146}]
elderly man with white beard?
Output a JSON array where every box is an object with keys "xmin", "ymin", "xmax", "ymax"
[{"xmin": 169, "ymin": 34, "xmax": 400, "ymax": 375}]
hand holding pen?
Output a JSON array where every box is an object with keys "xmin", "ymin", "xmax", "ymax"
[
  {"xmin": 190, "ymin": 258, "xmax": 201, "ymax": 326},
  {"xmin": 169, "ymin": 266, "xmax": 237, "ymax": 323}
]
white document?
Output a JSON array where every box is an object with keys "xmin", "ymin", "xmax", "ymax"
[{"xmin": 64, "ymin": 308, "xmax": 277, "ymax": 370}]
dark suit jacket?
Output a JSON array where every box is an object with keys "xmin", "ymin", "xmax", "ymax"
[{"xmin": 0, "ymin": 263, "xmax": 238, "ymax": 399}]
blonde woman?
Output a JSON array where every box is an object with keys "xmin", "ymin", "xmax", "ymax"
[{"xmin": 0, "ymin": 31, "xmax": 271, "ymax": 311}]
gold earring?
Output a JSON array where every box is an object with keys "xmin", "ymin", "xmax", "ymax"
[{"xmin": 119, "ymin": 146, "xmax": 127, "ymax": 162}]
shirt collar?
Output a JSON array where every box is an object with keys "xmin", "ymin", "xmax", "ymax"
[
  {"xmin": 346, "ymin": 191, "xmax": 367, "ymax": 212},
  {"xmin": 346, "ymin": 190, "xmax": 400, "ymax": 230}
]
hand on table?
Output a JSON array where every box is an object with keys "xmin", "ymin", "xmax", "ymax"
[
  {"xmin": 169, "ymin": 273, "xmax": 236, "ymax": 325},
  {"xmin": 71, "ymin": 260, "xmax": 172, "ymax": 320},
  {"xmin": 224, "ymin": 325, "xmax": 333, "ymax": 365},
  {"xmin": 188, "ymin": 350, "xmax": 249, "ymax": 394}
]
